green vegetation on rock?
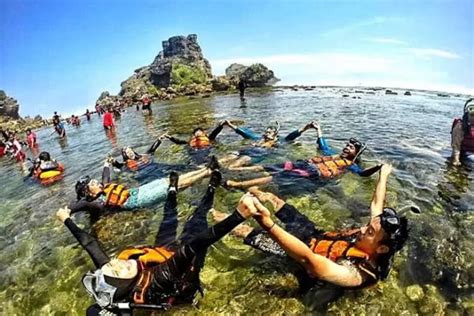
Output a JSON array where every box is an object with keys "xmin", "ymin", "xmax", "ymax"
[{"xmin": 171, "ymin": 63, "xmax": 208, "ymax": 86}]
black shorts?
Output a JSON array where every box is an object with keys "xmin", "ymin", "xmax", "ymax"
[
  {"xmin": 244, "ymin": 203, "xmax": 323, "ymax": 256},
  {"xmin": 142, "ymin": 104, "xmax": 151, "ymax": 111}
]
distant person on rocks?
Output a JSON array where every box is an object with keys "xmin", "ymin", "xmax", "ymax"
[
  {"xmin": 103, "ymin": 108, "xmax": 115, "ymax": 130},
  {"xmin": 238, "ymin": 78, "xmax": 247, "ymax": 100},
  {"xmin": 451, "ymin": 98, "xmax": 474, "ymax": 166}
]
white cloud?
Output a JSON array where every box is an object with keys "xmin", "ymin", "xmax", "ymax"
[
  {"xmin": 407, "ymin": 48, "xmax": 461, "ymax": 59},
  {"xmin": 365, "ymin": 37, "xmax": 407, "ymax": 45},
  {"xmin": 323, "ymin": 17, "xmax": 403, "ymax": 37}
]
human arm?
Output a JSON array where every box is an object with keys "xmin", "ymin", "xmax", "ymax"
[
  {"xmin": 370, "ymin": 164, "xmax": 392, "ymax": 217},
  {"xmin": 350, "ymin": 163, "xmax": 383, "ymax": 177},
  {"xmin": 56, "ymin": 207, "xmax": 110, "ymax": 268},
  {"xmin": 252, "ymin": 198, "xmax": 365, "ymax": 287},
  {"xmin": 224, "ymin": 120, "xmax": 260, "ymax": 140},
  {"xmin": 208, "ymin": 121, "xmax": 226, "ymax": 141},
  {"xmin": 166, "ymin": 135, "xmax": 188, "ymax": 145},
  {"xmin": 284, "ymin": 121, "xmax": 318, "ymax": 142},
  {"xmin": 101, "ymin": 162, "xmax": 112, "ymax": 184}
]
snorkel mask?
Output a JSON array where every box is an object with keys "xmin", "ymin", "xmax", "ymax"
[
  {"xmin": 122, "ymin": 146, "xmax": 136, "ymax": 160},
  {"xmin": 75, "ymin": 176, "xmax": 91, "ymax": 200},
  {"xmin": 263, "ymin": 121, "xmax": 280, "ymax": 141},
  {"xmin": 82, "ymin": 269, "xmax": 117, "ymax": 308},
  {"xmin": 347, "ymin": 137, "xmax": 367, "ymax": 161},
  {"xmin": 379, "ymin": 208, "xmax": 409, "ymax": 252}
]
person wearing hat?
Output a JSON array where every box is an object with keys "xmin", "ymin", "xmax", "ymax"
[
  {"xmin": 451, "ymin": 98, "xmax": 474, "ymax": 166},
  {"xmin": 213, "ymin": 164, "xmax": 409, "ymax": 310},
  {"xmin": 56, "ymin": 171, "xmax": 258, "ymax": 315},
  {"xmin": 224, "ymin": 121, "xmax": 382, "ymax": 189}
]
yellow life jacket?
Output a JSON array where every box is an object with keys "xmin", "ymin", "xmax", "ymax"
[
  {"xmin": 103, "ymin": 183, "xmax": 129, "ymax": 207},
  {"xmin": 189, "ymin": 135, "xmax": 211, "ymax": 148},
  {"xmin": 309, "ymin": 156, "xmax": 352, "ymax": 178},
  {"xmin": 126, "ymin": 155, "xmax": 151, "ymax": 171}
]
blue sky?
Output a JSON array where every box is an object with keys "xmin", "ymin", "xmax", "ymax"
[{"xmin": 1, "ymin": 0, "xmax": 472, "ymax": 117}]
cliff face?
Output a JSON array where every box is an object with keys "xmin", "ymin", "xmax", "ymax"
[
  {"xmin": 225, "ymin": 63, "xmax": 280, "ymax": 87},
  {"xmin": 119, "ymin": 34, "xmax": 212, "ymax": 100},
  {"xmin": 0, "ymin": 90, "xmax": 20, "ymax": 119}
]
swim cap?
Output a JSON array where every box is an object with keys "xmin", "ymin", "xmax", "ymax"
[{"xmin": 379, "ymin": 208, "xmax": 409, "ymax": 252}]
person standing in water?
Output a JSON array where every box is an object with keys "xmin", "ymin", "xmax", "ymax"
[
  {"xmin": 238, "ymin": 78, "xmax": 247, "ymax": 100},
  {"xmin": 103, "ymin": 108, "xmax": 115, "ymax": 130},
  {"xmin": 85, "ymin": 109, "xmax": 92, "ymax": 121}
]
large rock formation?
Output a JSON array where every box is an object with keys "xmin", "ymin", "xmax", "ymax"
[
  {"xmin": 119, "ymin": 34, "xmax": 212, "ymax": 99},
  {"xmin": 0, "ymin": 90, "xmax": 20, "ymax": 119},
  {"xmin": 224, "ymin": 63, "xmax": 280, "ymax": 87}
]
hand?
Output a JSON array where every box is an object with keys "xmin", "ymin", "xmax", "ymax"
[
  {"xmin": 106, "ymin": 155, "xmax": 115, "ymax": 165},
  {"xmin": 236, "ymin": 193, "xmax": 259, "ymax": 219},
  {"xmin": 56, "ymin": 207, "xmax": 71, "ymax": 223},
  {"xmin": 251, "ymin": 197, "xmax": 274, "ymax": 229},
  {"xmin": 380, "ymin": 164, "xmax": 393, "ymax": 177},
  {"xmin": 219, "ymin": 120, "xmax": 227, "ymax": 127},
  {"xmin": 159, "ymin": 132, "xmax": 169, "ymax": 140}
]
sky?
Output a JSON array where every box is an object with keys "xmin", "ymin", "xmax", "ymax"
[{"xmin": 0, "ymin": 0, "xmax": 473, "ymax": 117}]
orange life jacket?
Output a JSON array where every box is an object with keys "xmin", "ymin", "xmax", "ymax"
[
  {"xmin": 126, "ymin": 155, "xmax": 151, "ymax": 171},
  {"xmin": 189, "ymin": 135, "xmax": 211, "ymax": 148},
  {"xmin": 34, "ymin": 163, "xmax": 65, "ymax": 185},
  {"xmin": 309, "ymin": 233, "xmax": 369, "ymax": 262},
  {"xmin": 309, "ymin": 156, "xmax": 353, "ymax": 178},
  {"xmin": 117, "ymin": 246, "xmax": 175, "ymax": 304},
  {"xmin": 103, "ymin": 183, "xmax": 129, "ymax": 207}
]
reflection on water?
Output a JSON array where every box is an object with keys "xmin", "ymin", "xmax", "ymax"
[{"xmin": 0, "ymin": 88, "xmax": 472, "ymax": 315}]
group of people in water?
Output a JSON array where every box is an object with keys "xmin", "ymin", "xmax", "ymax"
[{"xmin": 1, "ymin": 96, "xmax": 473, "ymax": 315}]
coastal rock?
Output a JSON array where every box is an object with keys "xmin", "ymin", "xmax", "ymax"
[
  {"xmin": 118, "ymin": 34, "xmax": 212, "ymax": 100},
  {"xmin": 386, "ymin": 89, "xmax": 398, "ymax": 95},
  {"xmin": 211, "ymin": 76, "xmax": 232, "ymax": 91},
  {"xmin": 225, "ymin": 63, "xmax": 280, "ymax": 87},
  {"xmin": 149, "ymin": 34, "xmax": 212, "ymax": 88},
  {"xmin": 225, "ymin": 63, "xmax": 248, "ymax": 79},
  {"xmin": 0, "ymin": 90, "xmax": 20, "ymax": 119},
  {"xmin": 404, "ymin": 91, "xmax": 412, "ymax": 96}
]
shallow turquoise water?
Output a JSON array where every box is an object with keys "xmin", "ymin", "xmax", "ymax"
[{"xmin": 0, "ymin": 88, "xmax": 472, "ymax": 315}]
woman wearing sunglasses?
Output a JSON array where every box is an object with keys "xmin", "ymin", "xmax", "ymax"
[{"xmin": 213, "ymin": 164, "xmax": 408, "ymax": 311}]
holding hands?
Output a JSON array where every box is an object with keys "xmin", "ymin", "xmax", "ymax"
[{"xmin": 56, "ymin": 207, "xmax": 71, "ymax": 223}]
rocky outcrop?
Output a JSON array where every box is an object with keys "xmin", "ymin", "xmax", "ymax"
[
  {"xmin": 0, "ymin": 90, "xmax": 20, "ymax": 119},
  {"xmin": 119, "ymin": 34, "xmax": 212, "ymax": 100},
  {"xmin": 111, "ymin": 34, "xmax": 279, "ymax": 104},
  {"xmin": 224, "ymin": 63, "xmax": 279, "ymax": 87}
]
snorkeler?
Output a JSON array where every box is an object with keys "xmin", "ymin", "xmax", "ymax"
[
  {"xmin": 451, "ymin": 98, "xmax": 474, "ymax": 166},
  {"xmin": 165, "ymin": 121, "xmax": 226, "ymax": 150},
  {"xmin": 68, "ymin": 155, "xmax": 220, "ymax": 217},
  {"xmin": 213, "ymin": 164, "xmax": 409, "ymax": 310},
  {"xmin": 225, "ymin": 121, "xmax": 382, "ymax": 188},
  {"xmin": 56, "ymin": 171, "xmax": 257, "ymax": 315}
]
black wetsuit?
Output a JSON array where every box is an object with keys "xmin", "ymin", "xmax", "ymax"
[{"xmin": 65, "ymin": 185, "xmax": 245, "ymax": 315}]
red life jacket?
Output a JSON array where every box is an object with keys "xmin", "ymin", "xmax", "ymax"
[
  {"xmin": 126, "ymin": 155, "xmax": 152, "ymax": 171},
  {"xmin": 103, "ymin": 112, "xmax": 114, "ymax": 127},
  {"xmin": 453, "ymin": 118, "xmax": 474, "ymax": 153}
]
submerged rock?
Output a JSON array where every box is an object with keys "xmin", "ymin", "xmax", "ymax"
[{"xmin": 406, "ymin": 284, "xmax": 424, "ymax": 301}]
